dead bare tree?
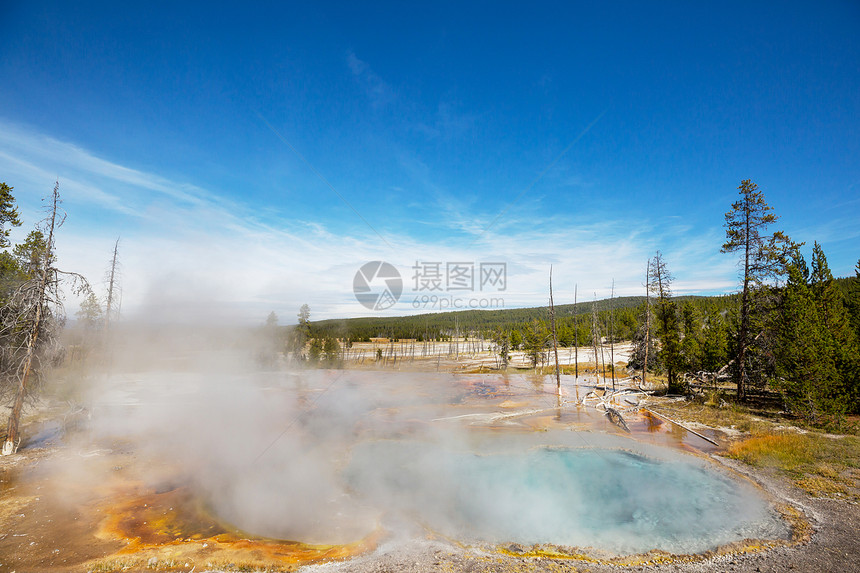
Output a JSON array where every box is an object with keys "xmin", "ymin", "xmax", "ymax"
[
  {"xmin": 609, "ymin": 278, "xmax": 616, "ymax": 392},
  {"xmin": 591, "ymin": 294, "xmax": 601, "ymax": 385},
  {"xmin": 643, "ymin": 258, "xmax": 651, "ymax": 388},
  {"xmin": 598, "ymin": 304, "xmax": 608, "ymax": 387},
  {"xmin": 549, "ymin": 266, "xmax": 561, "ymax": 395},
  {"xmin": 104, "ymin": 237, "xmax": 121, "ymax": 331},
  {"xmin": 1, "ymin": 183, "xmax": 89, "ymax": 455},
  {"xmin": 574, "ymin": 284, "xmax": 579, "ymax": 379}
]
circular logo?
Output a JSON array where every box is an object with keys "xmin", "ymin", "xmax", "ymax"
[{"xmin": 353, "ymin": 261, "xmax": 402, "ymax": 311}]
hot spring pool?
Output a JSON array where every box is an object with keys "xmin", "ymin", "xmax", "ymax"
[{"xmin": 346, "ymin": 436, "xmax": 790, "ymax": 555}]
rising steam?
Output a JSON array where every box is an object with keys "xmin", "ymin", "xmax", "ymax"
[{"xmin": 49, "ymin": 323, "xmax": 789, "ymax": 557}]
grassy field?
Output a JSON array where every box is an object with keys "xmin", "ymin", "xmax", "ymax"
[
  {"xmin": 650, "ymin": 396, "xmax": 860, "ymax": 501},
  {"xmin": 727, "ymin": 432, "xmax": 860, "ymax": 499}
]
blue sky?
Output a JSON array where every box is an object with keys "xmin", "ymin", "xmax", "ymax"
[{"xmin": 0, "ymin": 1, "xmax": 858, "ymax": 322}]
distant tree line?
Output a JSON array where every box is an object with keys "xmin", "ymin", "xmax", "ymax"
[{"xmin": 306, "ymin": 295, "xmax": 732, "ymax": 347}]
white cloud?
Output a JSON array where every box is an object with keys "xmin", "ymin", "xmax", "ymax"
[{"xmin": 0, "ymin": 120, "xmax": 740, "ymax": 324}]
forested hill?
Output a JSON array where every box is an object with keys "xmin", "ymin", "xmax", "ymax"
[
  {"xmin": 308, "ymin": 294, "xmax": 735, "ymax": 342},
  {"xmin": 307, "ymin": 276, "xmax": 858, "ymax": 343}
]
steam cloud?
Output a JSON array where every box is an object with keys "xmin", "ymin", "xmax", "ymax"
[{"xmin": 51, "ymin": 324, "xmax": 789, "ymax": 557}]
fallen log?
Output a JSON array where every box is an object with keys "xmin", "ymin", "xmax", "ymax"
[
  {"xmin": 643, "ymin": 408, "xmax": 719, "ymax": 446},
  {"xmin": 604, "ymin": 406, "xmax": 631, "ymax": 433}
]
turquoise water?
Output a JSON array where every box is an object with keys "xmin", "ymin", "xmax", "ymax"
[{"xmin": 346, "ymin": 441, "xmax": 790, "ymax": 555}]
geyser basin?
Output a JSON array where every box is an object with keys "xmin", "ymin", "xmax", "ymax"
[
  {"xmin": 86, "ymin": 367, "xmax": 796, "ymax": 566},
  {"xmin": 346, "ymin": 436, "xmax": 791, "ymax": 556}
]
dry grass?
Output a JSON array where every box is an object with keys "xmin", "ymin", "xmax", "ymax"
[
  {"xmin": 726, "ymin": 432, "xmax": 860, "ymax": 499},
  {"xmin": 652, "ymin": 400, "xmax": 773, "ymax": 434},
  {"xmin": 645, "ymin": 395, "xmax": 860, "ymax": 500},
  {"xmin": 727, "ymin": 434, "xmax": 816, "ymax": 470},
  {"xmin": 794, "ymin": 475, "xmax": 849, "ymax": 496}
]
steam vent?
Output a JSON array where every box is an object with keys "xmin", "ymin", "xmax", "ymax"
[{"xmin": 1, "ymin": 366, "xmax": 807, "ymax": 572}]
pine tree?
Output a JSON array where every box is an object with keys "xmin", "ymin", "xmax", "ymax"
[
  {"xmin": 701, "ymin": 307, "xmax": 729, "ymax": 372},
  {"xmin": 524, "ymin": 319, "xmax": 549, "ymax": 368},
  {"xmin": 848, "ymin": 259, "xmax": 860, "ymax": 344},
  {"xmin": 721, "ymin": 180, "xmax": 792, "ymax": 400},
  {"xmin": 308, "ymin": 337, "xmax": 323, "ymax": 364},
  {"xmin": 76, "ymin": 292, "xmax": 104, "ymax": 330},
  {"xmin": 681, "ymin": 301, "xmax": 703, "ymax": 373},
  {"xmin": 809, "ymin": 243, "xmax": 858, "ymax": 414},
  {"xmin": 848, "ymin": 259, "xmax": 860, "ymax": 411},
  {"xmin": 648, "ymin": 252, "xmax": 684, "ymax": 393},
  {"xmin": 0, "ymin": 251, "xmax": 24, "ymax": 304},
  {"xmin": 810, "ymin": 242, "xmax": 853, "ymax": 352},
  {"xmin": 491, "ymin": 328, "xmax": 511, "ymax": 368},
  {"xmin": 0, "ymin": 183, "xmax": 22, "ymax": 249},
  {"xmin": 13, "ymin": 230, "xmax": 50, "ymax": 278},
  {"xmin": 510, "ymin": 328, "xmax": 523, "ymax": 350},
  {"xmin": 772, "ymin": 251, "xmax": 843, "ymax": 424},
  {"xmin": 629, "ymin": 303, "xmax": 658, "ymax": 373},
  {"xmin": 287, "ymin": 304, "xmax": 312, "ymax": 361},
  {"xmin": 323, "ymin": 336, "xmax": 341, "ymax": 367}
]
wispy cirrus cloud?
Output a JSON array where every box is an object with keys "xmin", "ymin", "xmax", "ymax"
[
  {"xmin": 0, "ymin": 119, "xmax": 739, "ymax": 323},
  {"xmin": 0, "ymin": 149, "xmax": 139, "ymax": 217},
  {"xmin": 0, "ymin": 120, "xmax": 239, "ymax": 220}
]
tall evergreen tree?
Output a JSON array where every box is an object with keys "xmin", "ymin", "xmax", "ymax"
[
  {"xmin": 810, "ymin": 242, "xmax": 853, "ymax": 350},
  {"xmin": 0, "ymin": 183, "xmax": 22, "ymax": 249},
  {"xmin": 772, "ymin": 250, "xmax": 843, "ymax": 424},
  {"xmin": 809, "ymin": 243, "xmax": 859, "ymax": 413},
  {"xmin": 680, "ymin": 300, "xmax": 703, "ymax": 373},
  {"xmin": 848, "ymin": 259, "xmax": 860, "ymax": 411},
  {"xmin": 848, "ymin": 259, "xmax": 860, "ymax": 344},
  {"xmin": 648, "ymin": 252, "xmax": 684, "ymax": 393},
  {"xmin": 721, "ymin": 179, "xmax": 792, "ymax": 400},
  {"xmin": 701, "ymin": 307, "xmax": 729, "ymax": 372},
  {"xmin": 13, "ymin": 230, "xmax": 50, "ymax": 278},
  {"xmin": 0, "ymin": 251, "xmax": 24, "ymax": 304},
  {"xmin": 287, "ymin": 304, "xmax": 312, "ymax": 361},
  {"xmin": 523, "ymin": 318, "xmax": 549, "ymax": 368}
]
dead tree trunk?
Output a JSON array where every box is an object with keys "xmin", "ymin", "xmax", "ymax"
[
  {"xmin": 598, "ymin": 326, "xmax": 608, "ymax": 387},
  {"xmin": 574, "ymin": 284, "xmax": 579, "ymax": 379},
  {"xmin": 3, "ymin": 302, "xmax": 45, "ymax": 456},
  {"xmin": 609, "ymin": 278, "xmax": 616, "ymax": 392},
  {"xmin": 549, "ymin": 267, "xmax": 561, "ymax": 396},
  {"xmin": 2, "ymin": 184, "xmax": 59, "ymax": 456},
  {"xmin": 104, "ymin": 237, "xmax": 120, "ymax": 331},
  {"xmin": 643, "ymin": 258, "xmax": 651, "ymax": 388},
  {"xmin": 591, "ymin": 295, "xmax": 601, "ymax": 385}
]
